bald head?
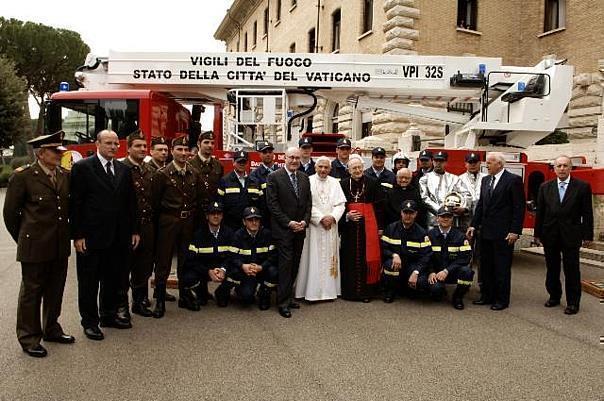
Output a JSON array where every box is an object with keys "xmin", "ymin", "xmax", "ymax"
[{"xmin": 96, "ymin": 130, "xmax": 119, "ymax": 160}]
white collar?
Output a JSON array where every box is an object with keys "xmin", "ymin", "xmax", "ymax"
[
  {"xmin": 372, "ymin": 166, "xmax": 384, "ymax": 175},
  {"xmin": 557, "ymin": 176, "xmax": 570, "ymax": 185},
  {"xmin": 97, "ymin": 152, "xmax": 112, "ymax": 167},
  {"xmin": 493, "ymin": 168, "xmax": 505, "ymax": 181},
  {"xmin": 439, "ymin": 227, "xmax": 451, "ymax": 236}
]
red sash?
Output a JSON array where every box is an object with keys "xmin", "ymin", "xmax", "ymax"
[{"xmin": 348, "ymin": 203, "xmax": 381, "ymax": 285}]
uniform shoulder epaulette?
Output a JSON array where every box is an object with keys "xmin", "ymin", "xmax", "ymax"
[{"xmin": 14, "ymin": 164, "xmax": 31, "ymax": 173}]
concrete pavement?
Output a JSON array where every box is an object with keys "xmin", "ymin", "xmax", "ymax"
[{"xmin": 0, "ymin": 190, "xmax": 602, "ymax": 401}]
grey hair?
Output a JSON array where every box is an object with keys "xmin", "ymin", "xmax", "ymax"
[
  {"xmin": 316, "ymin": 156, "xmax": 331, "ymax": 165},
  {"xmin": 348, "ymin": 154, "xmax": 364, "ymax": 167},
  {"xmin": 396, "ymin": 167, "xmax": 412, "ymax": 177},
  {"xmin": 554, "ymin": 155, "xmax": 572, "ymax": 166},
  {"xmin": 486, "ymin": 152, "xmax": 506, "ymax": 166},
  {"xmin": 285, "ymin": 146, "xmax": 300, "ymax": 157}
]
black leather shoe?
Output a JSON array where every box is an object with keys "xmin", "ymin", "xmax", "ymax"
[
  {"xmin": 544, "ymin": 299, "xmax": 560, "ymax": 307},
  {"xmin": 43, "ymin": 334, "xmax": 75, "ymax": 344},
  {"xmin": 490, "ymin": 303, "xmax": 508, "ymax": 311},
  {"xmin": 383, "ymin": 296, "xmax": 394, "ymax": 303},
  {"xmin": 132, "ymin": 302, "xmax": 153, "ymax": 317},
  {"xmin": 84, "ymin": 327, "xmax": 104, "ymax": 341},
  {"xmin": 258, "ymin": 301, "xmax": 270, "ymax": 311},
  {"xmin": 116, "ymin": 307, "xmax": 131, "ymax": 322},
  {"xmin": 564, "ymin": 305, "xmax": 579, "ymax": 315},
  {"xmin": 23, "ymin": 344, "xmax": 47, "ymax": 358},
  {"xmin": 142, "ymin": 297, "xmax": 151, "ymax": 307},
  {"xmin": 288, "ymin": 301, "xmax": 300, "ymax": 309},
  {"xmin": 452, "ymin": 298, "xmax": 465, "ymax": 310},
  {"xmin": 278, "ymin": 307, "xmax": 292, "ymax": 318},
  {"xmin": 472, "ymin": 298, "xmax": 491, "ymax": 305},
  {"xmin": 362, "ymin": 298, "xmax": 371, "ymax": 303},
  {"xmin": 100, "ymin": 318, "xmax": 132, "ymax": 329},
  {"xmin": 152, "ymin": 302, "xmax": 165, "ymax": 319}
]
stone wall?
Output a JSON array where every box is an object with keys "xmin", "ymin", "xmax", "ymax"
[{"xmin": 566, "ymin": 70, "xmax": 604, "ymax": 141}]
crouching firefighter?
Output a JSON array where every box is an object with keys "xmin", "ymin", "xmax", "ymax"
[
  {"xmin": 426, "ymin": 207, "xmax": 474, "ymax": 309},
  {"xmin": 216, "ymin": 206, "xmax": 278, "ymax": 310},
  {"xmin": 381, "ymin": 200, "xmax": 432, "ymax": 303},
  {"xmin": 180, "ymin": 202, "xmax": 234, "ymax": 311}
]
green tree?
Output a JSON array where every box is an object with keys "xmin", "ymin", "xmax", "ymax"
[
  {"xmin": 0, "ymin": 56, "xmax": 28, "ymax": 161},
  {"xmin": 0, "ymin": 17, "xmax": 90, "ymax": 134}
]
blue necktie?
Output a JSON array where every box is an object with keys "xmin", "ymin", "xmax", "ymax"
[{"xmin": 559, "ymin": 182, "xmax": 566, "ymax": 202}]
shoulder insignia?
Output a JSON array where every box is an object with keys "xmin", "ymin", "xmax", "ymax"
[{"xmin": 14, "ymin": 164, "xmax": 30, "ymax": 173}]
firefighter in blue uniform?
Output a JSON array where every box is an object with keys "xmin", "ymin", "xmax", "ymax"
[
  {"xmin": 364, "ymin": 147, "xmax": 396, "ymax": 195},
  {"xmin": 298, "ymin": 137, "xmax": 316, "ymax": 176},
  {"xmin": 381, "ymin": 200, "xmax": 432, "ymax": 303},
  {"xmin": 330, "ymin": 138, "xmax": 352, "ymax": 181},
  {"xmin": 215, "ymin": 206, "xmax": 278, "ymax": 310},
  {"xmin": 180, "ymin": 201, "xmax": 234, "ymax": 311},
  {"xmin": 426, "ymin": 207, "xmax": 474, "ymax": 309},
  {"xmin": 249, "ymin": 141, "xmax": 278, "ymax": 227},
  {"xmin": 217, "ymin": 151, "xmax": 263, "ymax": 231}
]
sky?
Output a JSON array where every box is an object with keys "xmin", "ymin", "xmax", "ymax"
[{"xmin": 1, "ymin": 0, "xmax": 234, "ymax": 125}]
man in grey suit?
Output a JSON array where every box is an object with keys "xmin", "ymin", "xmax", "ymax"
[
  {"xmin": 534, "ymin": 155, "xmax": 593, "ymax": 315},
  {"xmin": 266, "ymin": 147, "xmax": 312, "ymax": 318}
]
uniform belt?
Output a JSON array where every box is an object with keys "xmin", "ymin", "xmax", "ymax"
[{"xmin": 164, "ymin": 209, "xmax": 196, "ymax": 219}]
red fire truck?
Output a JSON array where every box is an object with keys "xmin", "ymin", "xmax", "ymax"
[{"xmin": 44, "ymin": 50, "xmax": 604, "ymax": 231}]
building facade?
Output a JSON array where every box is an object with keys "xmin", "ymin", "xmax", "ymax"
[{"xmin": 215, "ymin": 0, "xmax": 604, "ymax": 162}]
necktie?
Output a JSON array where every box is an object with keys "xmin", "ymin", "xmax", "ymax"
[
  {"xmin": 48, "ymin": 173, "xmax": 56, "ymax": 189},
  {"xmin": 291, "ymin": 172, "xmax": 299, "ymax": 197},
  {"xmin": 559, "ymin": 181, "xmax": 566, "ymax": 202},
  {"xmin": 106, "ymin": 161, "xmax": 115, "ymax": 185},
  {"xmin": 487, "ymin": 175, "xmax": 495, "ymax": 197}
]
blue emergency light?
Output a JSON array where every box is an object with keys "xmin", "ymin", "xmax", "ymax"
[
  {"xmin": 518, "ymin": 82, "xmax": 526, "ymax": 91},
  {"xmin": 59, "ymin": 81, "xmax": 70, "ymax": 92},
  {"xmin": 478, "ymin": 64, "xmax": 486, "ymax": 75}
]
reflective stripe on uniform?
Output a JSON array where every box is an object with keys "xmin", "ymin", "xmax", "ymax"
[
  {"xmin": 229, "ymin": 246, "xmax": 240, "ymax": 254},
  {"xmin": 225, "ymin": 187, "xmax": 240, "ymax": 194},
  {"xmin": 188, "ymin": 245, "xmax": 213, "ymax": 254},
  {"xmin": 217, "ymin": 246, "xmax": 231, "ymax": 252},
  {"xmin": 460, "ymin": 245, "xmax": 472, "ymax": 251},
  {"xmin": 248, "ymin": 188, "xmax": 262, "ymax": 195},
  {"xmin": 261, "ymin": 183, "xmax": 267, "ymax": 189},
  {"xmin": 263, "ymin": 281, "xmax": 278, "ymax": 288},
  {"xmin": 380, "ymin": 182, "xmax": 393, "ymax": 189},
  {"xmin": 382, "ymin": 236, "xmax": 402, "ymax": 245},
  {"xmin": 421, "ymin": 240, "xmax": 432, "ymax": 248},
  {"xmin": 407, "ymin": 241, "xmax": 421, "ymax": 248},
  {"xmin": 217, "ymin": 189, "xmax": 225, "ymax": 196},
  {"xmin": 256, "ymin": 247, "xmax": 269, "ymax": 253},
  {"xmin": 432, "ymin": 246, "xmax": 442, "ymax": 252},
  {"xmin": 457, "ymin": 279, "xmax": 473, "ymax": 286},
  {"xmin": 384, "ymin": 269, "xmax": 400, "ymax": 277},
  {"xmin": 448, "ymin": 246, "xmax": 460, "ymax": 252},
  {"xmin": 239, "ymin": 249, "xmax": 252, "ymax": 255}
]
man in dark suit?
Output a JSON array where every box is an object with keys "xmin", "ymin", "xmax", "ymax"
[
  {"xmin": 467, "ymin": 152, "xmax": 525, "ymax": 311},
  {"xmin": 266, "ymin": 147, "xmax": 312, "ymax": 318},
  {"xmin": 3, "ymin": 131, "xmax": 74, "ymax": 357},
  {"xmin": 534, "ymin": 155, "xmax": 593, "ymax": 315},
  {"xmin": 71, "ymin": 130, "xmax": 139, "ymax": 340}
]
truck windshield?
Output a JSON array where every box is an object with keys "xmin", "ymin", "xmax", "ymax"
[{"xmin": 46, "ymin": 99, "xmax": 139, "ymax": 144}]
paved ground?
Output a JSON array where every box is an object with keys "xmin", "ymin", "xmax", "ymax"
[{"xmin": 0, "ymin": 189, "xmax": 602, "ymax": 401}]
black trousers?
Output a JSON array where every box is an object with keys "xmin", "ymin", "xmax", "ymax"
[
  {"xmin": 543, "ymin": 240, "xmax": 581, "ymax": 306},
  {"xmin": 76, "ymin": 242, "xmax": 128, "ymax": 328},
  {"xmin": 17, "ymin": 259, "xmax": 68, "ymax": 349},
  {"xmin": 479, "ymin": 238, "xmax": 514, "ymax": 306},
  {"xmin": 276, "ymin": 233, "xmax": 305, "ymax": 308}
]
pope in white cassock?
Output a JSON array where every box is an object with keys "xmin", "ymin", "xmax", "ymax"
[{"xmin": 296, "ymin": 157, "xmax": 347, "ymax": 301}]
